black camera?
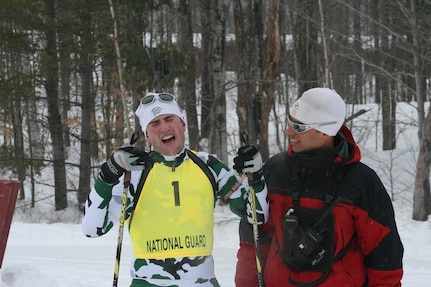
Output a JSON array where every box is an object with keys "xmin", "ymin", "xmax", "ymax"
[
  {"xmin": 282, "ymin": 207, "xmax": 332, "ymax": 271},
  {"xmin": 296, "ymin": 229, "xmax": 327, "ymax": 266}
]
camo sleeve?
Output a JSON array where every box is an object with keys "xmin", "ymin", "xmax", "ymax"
[
  {"xmin": 229, "ymin": 177, "xmax": 268, "ymax": 224},
  {"xmin": 81, "ymin": 172, "xmax": 141, "ymax": 237},
  {"xmin": 196, "ymin": 151, "xmax": 268, "ymax": 224}
]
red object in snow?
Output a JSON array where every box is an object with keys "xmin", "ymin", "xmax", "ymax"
[{"xmin": 0, "ymin": 180, "xmax": 20, "ymax": 268}]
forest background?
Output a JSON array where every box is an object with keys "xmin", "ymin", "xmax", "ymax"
[{"xmin": 1, "ymin": 0, "xmax": 431, "ymax": 223}]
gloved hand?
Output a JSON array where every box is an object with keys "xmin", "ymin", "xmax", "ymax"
[
  {"xmin": 100, "ymin": 146, "xmax": 150, "ymax": 184},
  {"xmin": 233, "ymin": 145, "xmax": 263, "ymax": 178}
]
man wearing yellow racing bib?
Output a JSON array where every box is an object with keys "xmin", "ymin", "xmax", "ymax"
[{"xmin": 82, "ymin": 92, "xmax": 268, "ymax": 287}]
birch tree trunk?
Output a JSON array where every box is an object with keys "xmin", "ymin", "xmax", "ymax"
[{"xmin": 199, "ymin": 0, "xmax": 228, "ymax": 161}]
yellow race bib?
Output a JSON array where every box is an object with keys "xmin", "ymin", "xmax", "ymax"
[{"xmin": 129, "ymin": 158, "xmax": 215, "ymax": 259}]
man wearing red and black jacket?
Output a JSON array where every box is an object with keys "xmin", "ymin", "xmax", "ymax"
[{"xmin": 260, "ymin": 88, "xmax": 403, "ymax": 286}]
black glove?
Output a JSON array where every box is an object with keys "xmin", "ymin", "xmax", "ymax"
[
  {"xmin": 100, "ymin": 146, "xmax": 150, "ymax": 184},
  {"xmin": 233, "ymin": 145, "xmax": 263, "ymax": 181}
]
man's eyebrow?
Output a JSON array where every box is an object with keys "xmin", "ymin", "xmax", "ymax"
[
  {"xmin": 149, "ymin": 115, "xmax": 175, "ymax": 125},
  {"xmin": 149, "ymin": 118, "xmax": 160, "ymax": 124}
]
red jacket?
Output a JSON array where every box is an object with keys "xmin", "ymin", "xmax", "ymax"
[{"xmin": 262, "ymin": 126, "xmax": 403, "ymax": 286}]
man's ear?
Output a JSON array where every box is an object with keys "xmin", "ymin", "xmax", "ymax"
[{"xmin": 145, "ymin": 134, "xmax": 151, "ymax": 145}]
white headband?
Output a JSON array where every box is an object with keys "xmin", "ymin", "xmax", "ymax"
[{"xmin": 135, "ymin": 92, "xmax": 185, "ymax": 136}]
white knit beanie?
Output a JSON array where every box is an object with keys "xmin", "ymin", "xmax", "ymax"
[
  {"xmin": 135, "ymin": 92, "xmax": 185, "ymax": 136},
  {"xmin": 289, "ymin": 88, "xmax": 346, "ymax": 136}
]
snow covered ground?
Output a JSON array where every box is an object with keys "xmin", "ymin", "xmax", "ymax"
[
  {"xmin": 0, "ymin": 206, "xmax": 240, "ymax": 287},
  {"xmin": 1, "ymin": 99, "xmax": 431, "ymax": 286},
  {"xmin": 1, "ymin": 202, "xmax": 431, "ymax": 287}
]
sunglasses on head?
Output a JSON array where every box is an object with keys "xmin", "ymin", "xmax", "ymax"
[
  {"xmin": 140, "ymin": 93, "xmax": 176, "ymax": 105},
  {"xmin": 287, "ymin": 114, "xmax": 336, "ymax": 133}
]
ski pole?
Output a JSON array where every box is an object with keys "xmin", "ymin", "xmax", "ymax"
[
  {"xmin": 241, "ymin": 132, "xmax": 265, "ymax": 287},
  {"xmin": 112, "ymin": 171, "xmax": 130, "ymax": 287},
  {"xmin": 113, "ymin": 132, "xmax": 140, "ymax": 287},
  {"xmin": 248, "ymin": 182, "xmax": 265, "ymax": 287}
]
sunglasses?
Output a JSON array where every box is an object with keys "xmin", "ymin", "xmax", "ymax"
[
  {"xmin": 140, "ymin": 93, "xmax": 176, "ymax": 105},
  {"xmin": 287, "ymin": 114, "xmax": 336, "ymax": 133}
]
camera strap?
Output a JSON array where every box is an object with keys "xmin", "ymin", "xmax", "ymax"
[
  {"xmin": 289, "ymin": 159, "xmax": 343, "ymax": 208},
  {"xmin": 282, "ymin": 159, "xmax": 347, "ymax": 287}
]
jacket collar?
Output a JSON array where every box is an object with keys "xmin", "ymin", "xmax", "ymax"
[
  {"xmin": 287, "ymin": 125, "xmax": 361, "ymax": 167},
  {"xmin": 150, "ymin": 148, "xmax": 187, "ymax": 168}
]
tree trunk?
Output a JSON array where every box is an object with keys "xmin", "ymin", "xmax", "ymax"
[
  {"xmin": 177, "ymin": 0, "xmax": 199, "ymax": 150},
  {"xmin": 380, "ymin": 8, "xmax": 396, "ymax": 151},
  {"xmin": 43, "ymin": 0, "xmax": 68, "ymax": 211},
  {"xmin": 28, "ymin": 91, "xmax": 44, "ymax": 170},
  {"xmin": 102, "ymin": 65, "xmax": 114, "ymax": 156},
  {"xmin": 77, "ymin": 1, "xmax": 95, "ymax": 210},
  {"xmin": 11, "ymin": 94, "xmax": 25, "ymax": 200},
  {"xmin": 381, "ymin": 79, "xmax": 392, "ymax": 151},
  {"xmin": 317, "ymin": 0, "xmax": 329, "ymax": 86},
  {"xmin": 352, "ymin": 4, "xmax": 363, "ymax": 105},
  {"xmin": 295, "ymin": 0, "xmax": 319, "ymax": 93},
  {"xmin": 409, "ymin": 0, "xmax": 425, "ymax": 141},
  {"xmin": 58, "ymin": 17, "xmax": 72, "ymax": 150},
  {"xmin": 200, "ymin": 0, "xmax": 212, "ymax": 146},
  {"xmin": 199, "ymin": 0, "xmax": 228, "ymax": 160},
  {"xmin": 330, "ymin": 2, "xmax": 350, "ymax": 100},
  {"xmin": 233, "ymin": 0, "xmax": 261, "ymax": 147},
  {"xmin": 259, "ymin": 0, "xmax": 281, "ymax": 160},
  {"xmin": 27, "ymin": 90, "xmax": 44, "ymax": 208},
  {"xmin": 413, "ymin": 105, "xmax": 431, "ymax": 220},
  {"xmin": 109, "ymin": 0, "xmax": 130, "ymax": 139},
  {"xmin": 209, "ymin": 0, "xmax": 228, "ymax": 162}
]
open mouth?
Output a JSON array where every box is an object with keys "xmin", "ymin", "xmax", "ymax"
[{"xmin": 162, "ymin": 134, "xmax": 175, "ymax": 143}]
